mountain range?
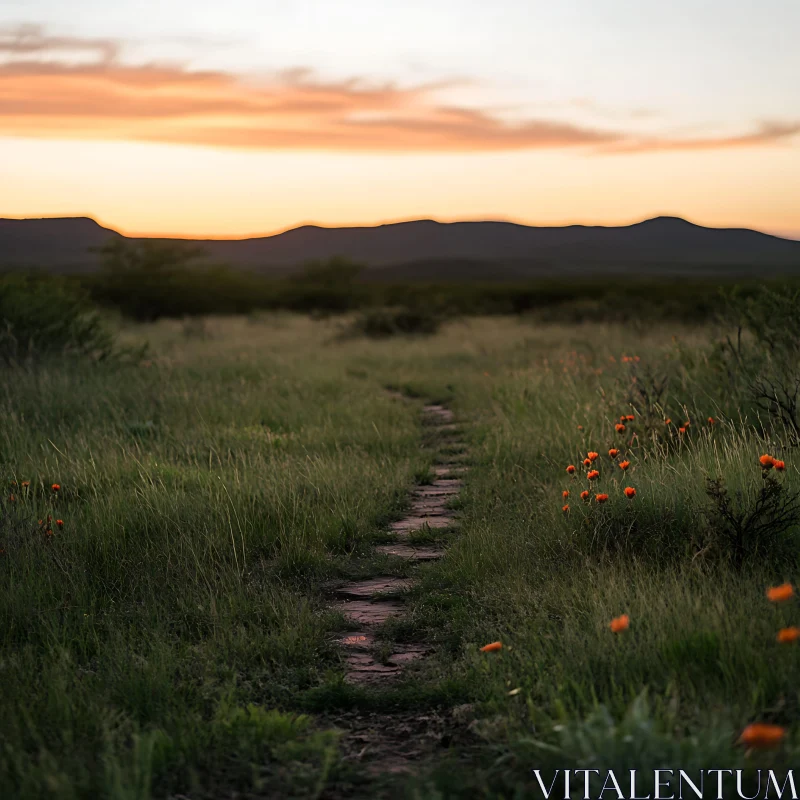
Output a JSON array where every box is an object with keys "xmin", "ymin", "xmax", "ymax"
[{"xmin": 2, "ymin": 215, "xmax": 799, "ymax": 280}]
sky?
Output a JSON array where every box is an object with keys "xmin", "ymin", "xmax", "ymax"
[{"xmin": 0, "ymin": 0, "xmax": 799, "ymax": 238}]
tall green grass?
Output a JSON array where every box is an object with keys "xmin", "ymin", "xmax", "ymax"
[{"xmin": 2, "ymin": 314, "xmax": 800, "ymax": 798}]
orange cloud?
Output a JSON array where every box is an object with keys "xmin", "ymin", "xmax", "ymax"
[
  {"xmin": 0, "ymin": 25, "xmax": 798, "ymax": 155},
  {"xmin": 0, "ymin": 61, "xmax": 620, "ymax": 151},
  {"xmin": 605, "ymin": 122, "xmax": 800, "ymax": 154}
]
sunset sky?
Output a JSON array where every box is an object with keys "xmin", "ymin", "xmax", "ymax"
[{"xmin": 1, "ymin": 0, "xmax": 799, "ymax": 238}]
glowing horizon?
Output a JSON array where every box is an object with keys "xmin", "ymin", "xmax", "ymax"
[{"xmin": 1, "ymin": 2, "xmax": 799, "ymax": 239}]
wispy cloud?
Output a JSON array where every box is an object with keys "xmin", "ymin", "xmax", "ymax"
[
  {"xmin": 607, "ymin": 122, "xmax": 800, "ymax": 153},
  {"xmin": 0, "ymin": 25, "xmax": 797, "ymax": 155},
  {"xmin": 0, "ymin": 23, "xmax": 119, "ymax": 61}
]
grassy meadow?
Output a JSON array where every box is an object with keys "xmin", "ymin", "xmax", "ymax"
[{"xmin": 2, "ymin": 309, "xmax": 800, "ymax": 798}]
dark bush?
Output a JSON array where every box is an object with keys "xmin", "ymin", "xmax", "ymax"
[
  {"xmin": 0, "ymin": 273, "xmax": 115, "ymax": 364},
  {"xmin": 719, "ymin": 283, "xmax": 800, "ymax": 365},
  {"xmin": 713, "ymin": 284, "xmax": 800, "ymax": 436},
  {"xmin": 703, "ymin": 475, "xmax": 800, "ymax": 566},
  {"xmin": 346, "ymin": 307, "xmax": 441, "ymax": 338},
  {"xmin": 89, "ymin": 240, "xmax": 216, "ymax": 321}
]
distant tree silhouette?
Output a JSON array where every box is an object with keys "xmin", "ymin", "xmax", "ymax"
[{"xmin": 92, "ymin": 240, "xmax": 207, "ymax": 321}]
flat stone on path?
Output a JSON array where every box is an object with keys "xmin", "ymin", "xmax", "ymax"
[
  {"xmin": 343, "ymin": 643, "xmax": 430, "ymax": 685},
  {"xmin": 411, "ymin": 498, "xmax": 449, "ymax": 517},
  {"xmin": 337, "ymin": 598, "xmax": 405, "ymax": 625},
  {"xmin": 437, "ymin": 443, "xmax": 468, "ymax": 455},
  {"xmin": 334, "ymin": 577, "xmax": 412, "ymax": 599},
  {"xmin": 344, "ymin": 653, "xmax": 403, "ymax": 683},
  {"xmin": 433, "ymin": 465, "xmax": 468, "ymax": 477},
  {"xmin": 390, "ymin": 515, "xmax": 453, "ymax": 533},
  {"xmin": 423, "ymin": 405, "xmax": 454, "ymax": 422},
  {"xmin": 414, "ymin": 484, "xmax": 461, "ymax": 498},
  {"xmin": 425, "ymin": 422, "xmax": 459, "ymax": 433},
  {"xmin": 429, "ymin": 478, "xmax": 463, "ymax": 489},
  {"xmin": 374, "ymin": 543, "xmax": 443, "ymax": 560},
  {"xmin": 338, "ymin": 632, "xmax": 376, "ymax": 649},
  {"xmin": 436, "ymin": 451, "xmax": 470, "ymax": 463}
]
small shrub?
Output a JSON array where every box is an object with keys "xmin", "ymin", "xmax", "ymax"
[
  {"xmin": 703, "ymin": 475, "xmax": 800, "ymax": 566},
  {"xmin": 720, "ymin": 284, "xmax": 800, "ymax": 367},
  {"xmin": 715, "ymin": 284, "xmax": 800, "ymax": 435},
  {"xmin": 347, "ymin": 307, "xmax": 441, "ymax": 338},
  {"xmin": 751, "ymin": 375, "xmax": 800, "ymax": 441},
  {"xmin": 0, "ymin": 274, "xmax": 116, "ymax": 365}
]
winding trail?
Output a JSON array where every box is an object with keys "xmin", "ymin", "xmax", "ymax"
[
  {"xmin": 326, "ymin": 400, "xmax": 468, "ymax": 780},
  {"xmin": 334, "ymin": 403, "xmax": 464, "ymax": 685}
]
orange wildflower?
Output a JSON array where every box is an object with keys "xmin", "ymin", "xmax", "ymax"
[
  {"xmin": 777, "ymin": 627, "xmax": 800, "ymax": 644},
  {"xmin": 766, "ymin": 583, "xmax": 794, "ymax": 603},
  {"xmin": 566, "ymin": 465, "xmax": 576, "ymax": 475},
  {"xmin": 595, "ymin": 493, "xmax": 609, "ymax": 503},
  {"xmin": 615, "ymin": 423, "xmax": 626, "ymax": 433},
  {"xmin": 609, "ymin": 614, "xmax": 630, "ymax": 633},
  {"xmin": 562, "ymin": 490, "xmax": 569, "ymax": 499},
  {"xmin": 678, "ymin": 427, "xmax": 686, "ymax": 434},
  {"xmin": 480, "ymin": 641, "xmax": 503, "ymax": 653},
  {"xmin": 620, "ymin": 415, "xmax": 627, "ymax": 422},
  {"xmin": 580, "ymin": 490, "xmax": 590, "ymax": 502},
  {"xmin": 562, "ymin": 504, "xmax": 570, "ymax": 513},
  {"xmin": 626, "ymin": 414, "xmax": 635, "ymax": 421},
  {"xmin": 583, "ymin": 458, "xmax": 592, "ymax": 467},
  {"xmin": 664, "ymin": 418, "xmax": 672, "ymax": 425},
  {"xmin": 624, "ymin": 487, "xmax": 636, "ymax": 499},
  {"xmin": 21, "ymin": 481, "xmax": 29, "ymax": 488},
  {"xmin": 56, "ymin": 519, "xmax": 64, "ymax": 528},
  {"xmin": 587, "ymin": 470, "xmax": 600, "ymax": 481},
  {"xmin": 760, "ymin": 454, "xmax": 775, "ymax": 469},
  {"xmin": 587, "ymin": 451, "xmax": 599, "ymax": 462},
  {"xmin": 707, "ymin": 417, "xmax": 715, "ymax": 425},
  {"xmin": 774, "ymin": 460, "xmax": 786, "ymax": 471},
  {"xmin": 577, "ymin": 425, "xmax": 584, "ymax": 431},
  {"xmin": 738, "ymin": 724, "xmax": 786, "ymax": 750},
  {"xmin": 8, "ymin": 495, "xmax": 15, "ymax": 502},
  {"xmin": 608, "ymin": 448, "xmax": 619, "ymax": 458},
  {"xmin": 618, "ymin": 460, "xmax": 630, "ymax": 471},
  {"xmin": 51, "ymin": 484, "xmax": 60, "ymax": 492},
  {"xmin": 684, "ymin": 421, "xmax": 691, "ymax": 427}
]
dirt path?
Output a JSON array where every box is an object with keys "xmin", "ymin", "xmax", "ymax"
[
  {"xmin": 334, "ymin": 403, "xmax": 463, "ymax": 684},
  {"xmin": 327, "ymin": 400, "xmax": 468, "ymax": 785}
]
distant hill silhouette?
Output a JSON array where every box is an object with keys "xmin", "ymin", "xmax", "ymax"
[{"xmin": 2, "ymin": 215, "xmax": 800, "ymax": 279}]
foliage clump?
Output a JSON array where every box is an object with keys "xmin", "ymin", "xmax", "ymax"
[
  {"xmin": 0, "ymin": 273, "xmax": 116, "ymax": 365},
  {"xmin": 703, "ymin": 474, "xmax": 800, "ymax": 566},
  {"xmin": 346, "ymin": 306, "xmax": 441, "ymax": 338}
]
